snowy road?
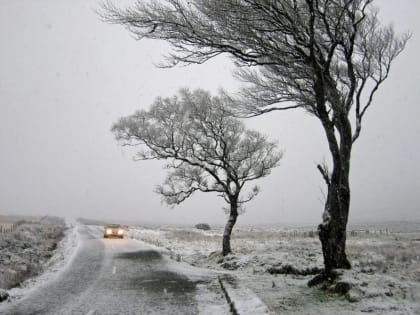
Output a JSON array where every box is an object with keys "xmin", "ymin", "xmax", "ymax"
[{"xmin": 0, "ymin": 225, "xmax": 227, "ymax": 315}]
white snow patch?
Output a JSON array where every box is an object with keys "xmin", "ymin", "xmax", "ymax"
[
  {"xmin": 194, "ymin": 281, "xmax": 230, "ymax": 314},
  {"xmin": 221, "ymin": 279, "xmax": 272, "ymax": 315}
]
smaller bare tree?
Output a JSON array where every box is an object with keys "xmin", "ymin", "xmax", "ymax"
[{"xmin": 112, "ymin": 89, "xmax": 283, "ymax": 256}]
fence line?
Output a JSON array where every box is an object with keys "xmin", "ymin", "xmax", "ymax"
[
  {"xmin": 280, "ymin": 229, "xmax": 391, "ymax": 238},
  {"xmin": 0, "ymin": 223, "xmax": 17, "ymax": 234}
]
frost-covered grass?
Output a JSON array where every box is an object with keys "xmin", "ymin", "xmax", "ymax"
[
  {"xmin": 0, "ymin": 218, "xmax": 80, "ymax": 305},
  {"xmin": 128, "ymin": 223, "xmax": 420, "ymax": 314},
  {"xmin": 0, "ymin": 220, "xmax": 66, "ymax": 290},
  {"xmin": 1, "ymin": 219, "xmax": 418, "ymax": 314}
]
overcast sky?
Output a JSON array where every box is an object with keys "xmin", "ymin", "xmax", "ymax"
[{"xmin": 0, "ymin": 0, "xmax": 419, "ymax": 226}]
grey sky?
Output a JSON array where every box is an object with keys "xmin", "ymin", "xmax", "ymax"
[{"xmin": 0, "ymin": 0, "xmax": 419, "ymax": 225}]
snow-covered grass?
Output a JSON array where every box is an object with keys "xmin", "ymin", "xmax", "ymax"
[
  {"xmin": 1, "ymin": 219, "xmax": 418, "ymax": 314},
  {"xmin": 0, "ymin": 222, "xmax": 63, "ymax": 289},
  {"xmin": 0, "ymin": 218, "xmax": 80, "ymax": 302},
  {"xmin": 127, "ymin": 223, "xmax": 420, "ymax": 314}
]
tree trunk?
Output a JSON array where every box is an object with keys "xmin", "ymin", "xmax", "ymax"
[
  {"xmin": 318, "ymin": 114, "xmax": 353, "ymax": 276},
  {"xmin": 311, "ymin": 96, "xmax": 353, "ymax": 283},
  {"xmin": 318, "ymin": 173, "xmax": 352, "ymax": 273},
  {"xmin": 310, "ymin": 149, "xmax": 352, "ymax": 287},
  {"xmin": 222, "ymin": 197, "xmax": 238, "ymax": 256}
]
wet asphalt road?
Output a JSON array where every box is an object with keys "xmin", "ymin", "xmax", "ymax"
[{"xmin": 0, "ymin": 225, "xmax": 222, "ymax": 315}]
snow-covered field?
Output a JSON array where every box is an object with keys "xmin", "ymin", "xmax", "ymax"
[
  {"xmin": 1, "ymin": 218, "xmax": 419, "ymax": 314},
  {"xmin": 127, "ymin": 222, "xmax": 420, "ymax": 314},
  {"xmin": 0, "ymin": 217, "xmax": 79, "ymax": 302}
]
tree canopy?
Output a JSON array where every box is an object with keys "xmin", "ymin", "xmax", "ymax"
[{"xmin": 102, "ymin": 0, "xmax": 409, "ymax": 139}]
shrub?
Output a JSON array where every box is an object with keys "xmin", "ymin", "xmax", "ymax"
[{"xmin": 195, "ymin": 223, "xmax": 211, "ymax": 231}]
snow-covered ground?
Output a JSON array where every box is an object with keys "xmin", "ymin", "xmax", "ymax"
[
  {"xmin": 0, "ymin": 218, "xmax": 80, "ymax": 302},
  {"xmin": 127, "ymin": 222, "xmax": 420, "ymax": 314},
  {"xmin": 1, "ymin": 219, "xmax": 419, "ymax": 314}
]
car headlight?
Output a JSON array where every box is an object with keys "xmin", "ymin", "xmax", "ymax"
[
  {"xmin": 117, "ymin": 229, "xmax": 124, "ymax": 235},
  {"xmin": 106, "ymin": 229, "xmax": 113, "ymax": 234}
]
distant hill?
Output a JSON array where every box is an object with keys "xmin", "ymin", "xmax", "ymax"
[
  {"xmin": 0, "ymin": 214, "xmax": 65, "ymax": 225},
  {"xmin": 77, "ymin": 217, "xmax": 109, "ymax": 226},
  {"xmin": 0, "ymin": 214, "xmax": 42, "ymax": 223}
]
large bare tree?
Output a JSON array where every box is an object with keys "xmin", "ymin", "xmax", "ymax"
[
  {"xmin": 112, "ymin": 89, "xmax": 282, "ymax": 256},
  {"xmin": 102, "ymin": 0, "xmax": 409, "ymax": 279}
]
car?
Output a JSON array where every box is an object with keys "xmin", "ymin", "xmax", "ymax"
[{"xmin": 103, "ymin": 224, "xmax": 125, "ymax": 239}]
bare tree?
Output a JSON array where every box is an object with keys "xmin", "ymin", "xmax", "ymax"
[
  {"xmin": 102, "ymin": 0, "xmax": 409, "ymax": 280},
  {"xmin": 112, "ymin": 89, "xmax": 282, "ymax": 256}
]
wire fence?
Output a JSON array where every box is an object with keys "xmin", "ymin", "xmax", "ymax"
[{"xmin": 0, "ymin": 222, "xmax": 17, "ymax": 234}]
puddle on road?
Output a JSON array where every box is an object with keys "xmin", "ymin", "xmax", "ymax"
[
  {"xmin": 115, "ymin": 250, "xmax": 162, "ymax": 261},
  {"xmin": 112, "ymin": 249, "xmax": 199, "ymax": 295},
  {"xmin": 126, "ymin": 270, "xmax": 197, "ymax": 295}
]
